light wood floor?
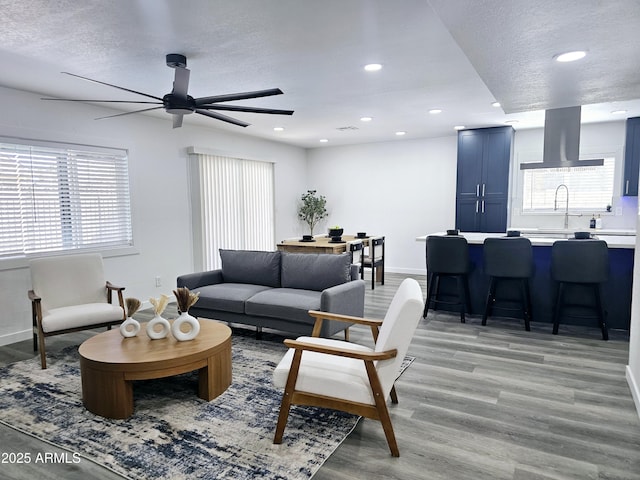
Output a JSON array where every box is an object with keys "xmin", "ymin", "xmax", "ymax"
[{"xmin": 1, "ymin": 273, "xmax": 639, "ymax": 480}]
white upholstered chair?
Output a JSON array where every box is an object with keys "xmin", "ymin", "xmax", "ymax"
[
  {"xmin": 272, "ymin": 278, "xmax": 424, "ymax": 457},
  {"xmin": 28, "ymin": 253, "xmax": 126, "ymax": 369}
]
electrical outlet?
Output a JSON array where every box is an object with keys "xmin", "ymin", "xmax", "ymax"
[
  {"xmin": 615, "ymin": 207, "xmax": 623, "ymax": 216},
  {"xmin": 155, "ymin": 276, "xmax": 162, "ymax": 287}
]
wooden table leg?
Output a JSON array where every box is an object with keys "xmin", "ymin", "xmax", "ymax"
[
  {"xmin": 80, "ymin": 362, "xmax": 133, "ymax": 419},
  {"xmin": 198, "ymin": 338, "xmax": 232, "ymax": 401}
]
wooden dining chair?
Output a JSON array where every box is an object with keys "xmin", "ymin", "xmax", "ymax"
[{"xmin": 362, "ymin": 236, "xmax": 385, "ymax": 290}]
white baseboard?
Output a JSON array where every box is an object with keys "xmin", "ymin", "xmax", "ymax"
[
  {"xmin": 626, "ymin": 365, "xmax": 640, "ymax": 421},
  {"xmin": 384, "ymin": 267, "xmax": 426, "ymax": 276},
  {"xmin": 0, "ymin": 329, "xmax": 32, "ymax": 347}
]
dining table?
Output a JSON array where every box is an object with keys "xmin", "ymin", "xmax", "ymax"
[{"xmin": 277, "ymin": 234, "xmax": 373, "ymax": 254}]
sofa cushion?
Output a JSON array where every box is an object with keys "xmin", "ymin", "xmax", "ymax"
[
  {"xmin": 219, "ymin": 249, "xmax": 281, "ymax": 287},
  {"xmin": 196, "ymin": 283, "xmax": 273, "ymax": 314},
  {"xmin": 281, "ymin": 252, "xmax": 351, "ymax": 291},
  {"xmin": 245, "ymin": 288, "xmax": 322, "ymax": 324}
]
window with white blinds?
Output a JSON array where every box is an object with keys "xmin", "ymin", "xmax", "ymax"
[
  {"xmin": 0, "ymin": 139, "xmax": 133, "ymax": 259},
  {"xmin": 522, "ymin": 157, "xmax": 615, "ymax": 212},
  {"xmin": 190, "ymin": 153, "xmax": 275, "ymax": 270}
]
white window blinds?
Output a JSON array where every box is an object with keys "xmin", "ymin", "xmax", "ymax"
[
  {"xmin": 190, "ymin": 153, "xmax": 275, "ymax": 270},
  {"xmin": 0, "ymin": 140, "xmax": 133, "ymax": 258},
  {"xmin": 522, "ymin": 157, "xmax": 615, "ymax": 211}
]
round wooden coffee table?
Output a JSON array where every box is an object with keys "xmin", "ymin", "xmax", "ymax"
[{"xmin": 79, "ymin": 318, "xmax": 232, "ymax": 419}]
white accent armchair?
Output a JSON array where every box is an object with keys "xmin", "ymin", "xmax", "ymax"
[
  {"xmin": 273, "ymin": 278, "xmax": 424, "ymax": 456},
  {"xmin": 28, "ymin": 253, "xmax": 126, "ymax": 369}
]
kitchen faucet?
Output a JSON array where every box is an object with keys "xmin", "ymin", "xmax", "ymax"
[{"xmin": 554, "ymin": 184, "xmax": 569, "ymax": 229}]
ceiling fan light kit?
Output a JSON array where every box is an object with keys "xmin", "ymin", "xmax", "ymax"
[{"xmin": 42, "ymin": 53, "xmax": 294, "ymax": 129}]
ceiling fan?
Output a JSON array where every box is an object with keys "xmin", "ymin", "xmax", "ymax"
[{"xmin": 42, "ymin": 53, "xmax": 294, "ymax": 128}]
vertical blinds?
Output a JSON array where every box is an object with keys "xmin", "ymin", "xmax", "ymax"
[
  {"xmin": 0, "ymin": 140, "xmax": 133, "ymax": 258},
  {"xmin": 196, "ymin": 154, "xmax": 274, "ymax": 270}
]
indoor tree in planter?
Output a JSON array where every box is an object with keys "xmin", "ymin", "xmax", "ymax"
[{"xmin": 298, "ymin": 190, "xmax": 328, "ymax": 236}]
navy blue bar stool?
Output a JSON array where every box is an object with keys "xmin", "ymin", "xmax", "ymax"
[
  {"xmin": 551, "ymin": 239, "xmax": 609, "ymax": 340},
  {"xmin": 424, "ymin": 235, "xmax": 472, "ymax": 322},
  {"xmin": 482, "ymin": 236, "xmax": 533, "ymax": 331}
]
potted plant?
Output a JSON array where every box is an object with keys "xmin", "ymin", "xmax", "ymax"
[
  {"xmin": 328, "ymin": 225, "xmax": 343, "ymax": 237},
  {"xmin": 298, "ymin": 190, "xmax": 328, "ymax": 238}
]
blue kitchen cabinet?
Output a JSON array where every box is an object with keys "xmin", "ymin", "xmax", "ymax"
[
  {"xmin": 623, "ymin": 116, "xmax": 640, "ymax": 196},
  {"xmin": 455, "ymin": 126, "xmax": 513, "ymax": 232}
]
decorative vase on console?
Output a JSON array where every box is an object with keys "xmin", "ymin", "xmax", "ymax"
[
  {"xmin": 147, "ymin": 294, "xmax": 171, "ymax": 340},
  {"xmin": 119, "ymin": 297, "xmax": 142, "ymax": 338},
  {"xmin": 171, "ymin": 287, "xmax": 201, "ymax": 341}
]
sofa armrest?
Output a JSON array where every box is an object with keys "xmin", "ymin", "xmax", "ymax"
[
  {"xmin": 177, "ymin": 269, "xmax": 224, "ymax": 289},
  {"xmin": 320, "ymin": 279, "xmax": 365, "ymax": 318}
]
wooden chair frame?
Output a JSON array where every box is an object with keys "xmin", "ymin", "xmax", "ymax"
[
  {"xmin": 362, "ymin": 236, "xmax": 385, "ymax": 290},
  {"xmin": 29, "ymin": 281, "xmax": 126, "ymax": 369},
  {"xmin": 273, "ymin": 309, "xmax": 403, "ymax": 457}
]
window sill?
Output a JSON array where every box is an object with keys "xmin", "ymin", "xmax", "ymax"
[{"xmin": 0, "ymin": 246, "xmax": 140, "ymax": 272}]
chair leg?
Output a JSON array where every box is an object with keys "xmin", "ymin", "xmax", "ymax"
[
  {"xmin": 594, "ymin": 284, "xmax": 609, "ymax": 341},
  {"xmin": 344, "ymin": 327, "xmax": 350, "ymax": 342},
  {"xmin": 482, "ymin": 277, "xmax": 497, "ymax": 326},
  {"xmin": 256, "ymin": 326, "xmax": 263, "ymax": 340},
  {"xmin": 525, "ymin": 279, "xmax": 533, "ymax": 327},
  {"xmin": 552, "ymin": 283, "xmax": 564, "ymax": 335},
  {"xmin": 424, "ymin": 273, "xmax": 436, "ymax": 318},
  {"xmin": 456, "ymin": 276, "xmax": 466, "ymax": 323},
  {"xmin": 274, "ymin": 350, "xmax": 303, "ymax": 444},
  {"xmin": 390, "ymin": 385, "xmax": 399, "ymax": 404},
  {"xmin": 365, "ymin": 362, "xmax": 399, "ymax": 457},
  {"xmin": 463, "ymin": 275, "xmax": 472, "ymax": 315},
  {"xmin": 520, "ymin": 279, "xmax": 531, "ymax": 332},
  {"xmin": 38, "ymin": 330, "xmax": 47, "ymax": 369}
]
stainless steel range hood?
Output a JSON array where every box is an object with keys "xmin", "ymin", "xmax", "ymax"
[{"xmin": 520, "ymin": 106, "xmax": 604, "ymax": 170}]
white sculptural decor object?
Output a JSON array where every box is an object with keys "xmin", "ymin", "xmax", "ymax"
[
  {"xmin": 147, "ymin": 294, "xmax": 171, "ymax": 340},
  {"xmin": 119, "ymin": 297, "xmax": 141, "ymax": 338},
  {"xmin": 171, "ymin": 287, "xmax": 201, "ymax": 341}
]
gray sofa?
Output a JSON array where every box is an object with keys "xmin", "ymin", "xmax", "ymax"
[{"xmin": 176, "ymin": 249, "xmax": 365, "ymax": 337}]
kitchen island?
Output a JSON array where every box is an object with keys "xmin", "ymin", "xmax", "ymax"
[{"xmin": 417, "ymin": 229, "xmax": 635, "ymax": 330}]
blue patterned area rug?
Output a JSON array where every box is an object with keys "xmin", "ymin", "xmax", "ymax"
[{"xmin": 0, "ymin": 330, "xmax": 414, "ymax": 480}]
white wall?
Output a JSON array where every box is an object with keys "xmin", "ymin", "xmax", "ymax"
[
  {"xmin": 0, "ymin": 86, "xmax": 307, "ymax": 345},
  {"xmin": 509, "ymin": 121, "xmax": 638, "ymax": 231},
  {"xmin": 305, "ymin": 137, "xmax": 458, "ymax": 274}
]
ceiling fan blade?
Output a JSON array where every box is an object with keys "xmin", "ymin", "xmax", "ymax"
[
  {"xmin": 198, "ymin": 104, "xmax": 294, "ymax": 115},
  {"xmin": 195, "ymin": 109, "xmax": 249, "ymax": 127},
  {"xmin": 172, "ymin": 67, "xmax": 190, "ymax": 99},
  {"xmin": 41, "ymin": 98, "xmax": 162, "ymax": 104},
  {"xmin": 62, "ymin": 72, "xmax": 164, "ymax": 101},
  {"xmin": 194, "ymin": 88, "xmax": 283, "ymax": 106},
  {"xmin": 95, "ymin": 106, "xmax": 164, "ymax": 120},
  {"xmin": 173, "ymin": 114, "xmax": 184, "ymax": 129}
]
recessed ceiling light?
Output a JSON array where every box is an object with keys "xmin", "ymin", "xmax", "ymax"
[
  {"xmin": 611, "ymin": 109, "xmax": 628, "ymax": 115},
  {"xmin": 395, "ymin": 131, "xmax": 406, "ymax": 136},
  {"xmin": 491, "ymin": 102, "xmax": 501, "ymax": 108},
  {"xmin": 504, "ymin": 119, "xmax": 519, "ymax": 124},
  {"xmin": 429, "ymin": 109, "xmax": 442, "ymax": 114},
  {"xmin": 454, "ymin": 125, "xmax": 465, "ymax": 130},
  {"xmin": 319, "ymin": 138, "xmax": 329, "ymax": 143},
  {"xmin": 273, "ymin": 127, "xmax": 284, "ymax": 131},
  {"xmin": 554, "ymin": 50, "xmax": 587, "ymax": 62},
  {"xmin": 360, "ymin": 116, "xmax": 373, "ymax": 122},
  {"xmin": 364, "ymin": 63, "xmax": 382, "ymax": 72}
]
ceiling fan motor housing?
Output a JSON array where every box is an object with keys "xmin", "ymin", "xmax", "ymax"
[
  {"xmin": 166, "ymin": 53, "xmax": 187, "ymax": 69},
  {"xmin": 163, "ymin": 93, "xmax": 195, "ymax": 115}
]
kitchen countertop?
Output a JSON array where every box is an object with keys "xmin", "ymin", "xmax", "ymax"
[{"xmin": 416, "ymin": 231, "xmax": 636, "ymax": 249}]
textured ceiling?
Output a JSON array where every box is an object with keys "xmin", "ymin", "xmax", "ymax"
[{"xmin": 0, "ymin": 0, "xmax": 639, "ymax": 148}]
